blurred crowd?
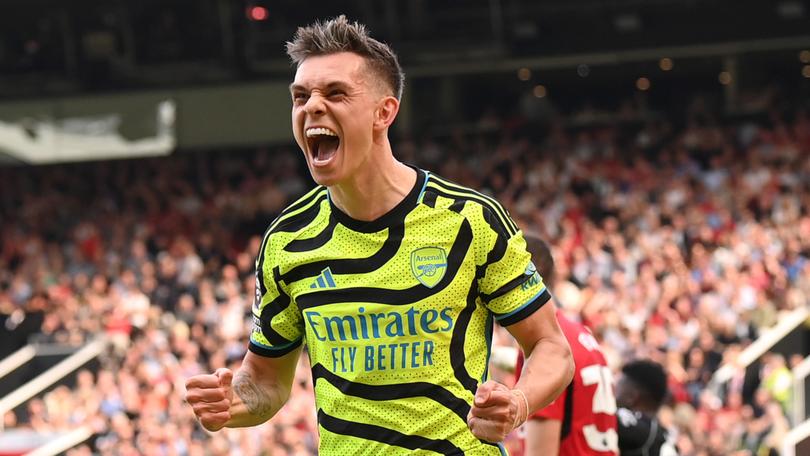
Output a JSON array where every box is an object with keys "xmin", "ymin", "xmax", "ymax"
[{"xmin": 1, "ymin": 98, "xmax": 810, "ymax": 455}]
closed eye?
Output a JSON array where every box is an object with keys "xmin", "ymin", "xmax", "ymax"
[{"xmin": 292, "ymin": 92, "xmax": 309, "ymax": 104}]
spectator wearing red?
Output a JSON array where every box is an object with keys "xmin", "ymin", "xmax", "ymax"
[{"xmin": 516, "ymin": 234, "xmax": 618, "ymax": 456}]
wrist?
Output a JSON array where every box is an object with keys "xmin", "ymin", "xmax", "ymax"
[{"xmin": 510, "ymin": 388, "xmax": 530, "ymax": 430}]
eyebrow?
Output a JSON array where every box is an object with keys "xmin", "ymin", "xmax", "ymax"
[{"xmin": 289, "ymin": 81, "xmax": 352, "ymax": 93}]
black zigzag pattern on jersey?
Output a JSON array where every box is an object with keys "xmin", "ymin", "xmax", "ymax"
[
  {"xmin": 475, "ymin": 228, "xmax": 507, "ymax": 285},
  {"xmin": 317, "ymin": 410, "xmax": 463, "ymax": 455},
  {"xmin": 283, "ymin": 213, "xmax": 337, "ymax": 252},
  {"xmin": 428, "ymin": 176, "xmax": 518, "ymax": 235},
  {"xmin": 429, "ymin": 175, "xmax": 518, "ymax": 234},
  {"xmin": 480, "ymin": 200, "xmax": 513, "ymax": 241},
  {"xmin": 450, "ymin": 280, "xmax": 482, "ymax": 396},
  {"xmin": 425, "ymin": 185, "xmax": 513, "ymax": 240},
  {"xmin": 295, "ymin": 220, "xmax": 472, "ymax": 309},
  {"xmin": 482, "ymin": 312, "xmax": 494, "ymax": 382},
  {"xmin": 255, "ymin": 235, "xmax": 272, "ymax": 299},
  {"xmin": 256, "ymin": 187, "xmax": 328, "ymax": 295},
  {"xmin": 280, "ymin": 221, "xmax": 405, "ymax": 284},
  {"xmin": 270, "ymin": 186, "xmax": 326, "ymax": 229},
  {"xmin": 311, "ymin": 364, "xmax": 470, "ymax": 422},
  {"xmin": 448, "ymin": 199, "xmax": 467, "ymax": 213},
  {"xmin": 421, "ymin": 188, "xmax": 439, "ymax": 208},
  {"xmin": 474, "ymin": 226, "xmax": 522, "ymax": 307},
  {"xmin": 272, "ymin": 193, "xmax": 328, "ymax": 234},
  {"xmin": 258, "ymin": 266, "xmax": 297, "ymax": 345}
]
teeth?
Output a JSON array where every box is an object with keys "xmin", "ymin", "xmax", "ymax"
[{"xmin": 306, "ymin": 127, "xmax": 338, "ymax": 137}]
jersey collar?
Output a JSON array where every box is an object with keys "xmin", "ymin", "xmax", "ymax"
[{"xmin": 329, "ymin": 165, "xmax": 426, "ymax": 233}]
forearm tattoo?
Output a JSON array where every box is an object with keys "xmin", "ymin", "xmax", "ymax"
[{"xmin": 233, "ymin": 371, "xmax": 275, "ymax": 418}]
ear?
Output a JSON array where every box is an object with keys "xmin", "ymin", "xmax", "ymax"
[{"xmin": 373, "ymin": 96, "xmax": 400, "ymax": 130}]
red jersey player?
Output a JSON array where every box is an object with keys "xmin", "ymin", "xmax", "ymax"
[{"xmin": 516, "ymin": 234, "xmax": 618, "ymax": 456}]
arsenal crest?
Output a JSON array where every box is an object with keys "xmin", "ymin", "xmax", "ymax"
[{"xmin": 410, "ymin": 247, "xmax": 448, "ymax": 288}]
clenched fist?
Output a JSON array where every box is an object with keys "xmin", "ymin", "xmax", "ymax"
[
  {"xmin": 185, "ymin": 368, "xmax": 234, "ymax": 432},
  {"xmin": 467, "ymin": 381, "xmax": 527, "ymax": 443}
]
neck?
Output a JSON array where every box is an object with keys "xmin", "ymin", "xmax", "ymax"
[{"xmin": 329, "ymin": 142, "xmax": 416, "ymax": 222}]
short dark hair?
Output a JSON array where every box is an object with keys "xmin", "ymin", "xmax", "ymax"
[
  {"xmin": 621, "ymin": 359, "xmax": 668, "ymax": 409},
  {"xmin": 523, "ymin": 233, "xmax": 555, "ymax": 288},
  {"xmin": 286, "ymin": 15, "xmax": 405, "ymax": 100}
]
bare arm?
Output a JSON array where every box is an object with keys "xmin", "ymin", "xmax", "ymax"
[
  {"xmin": 525, "ymin": 418, "xmax": 562, "ymax": 456},
  {"xmin": 225, "ymin": 347, "xmax": 302, "ymax": 428},
  {"xmin": 467, "ymin": 301, "xmax": 573, "ymax": 442},
  {"xmin": 508, "ymin": 302, "xmax": 574, "ymax": 414}
]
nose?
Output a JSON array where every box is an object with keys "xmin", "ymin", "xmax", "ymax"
[{"xmin": 303, "ymin": 93, "xmax": 326, "ymax": 116}]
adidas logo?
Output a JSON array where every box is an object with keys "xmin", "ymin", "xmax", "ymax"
[{"xmin": 310, "ymin": 267, "xmax": 337, "ymax": 289}]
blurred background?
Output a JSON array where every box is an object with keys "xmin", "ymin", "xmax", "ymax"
[{"xmin": 1, "ymin": 0, "xmax": 810, "ymax": 455}]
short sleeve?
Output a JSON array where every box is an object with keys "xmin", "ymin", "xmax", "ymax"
[
  {"xmin": 249, "ymin": 237, "xmax": 303, "ymax": 357},
  {"xmin": 476, "ymin": 206, "xmax": 550, "ymax": 326}
]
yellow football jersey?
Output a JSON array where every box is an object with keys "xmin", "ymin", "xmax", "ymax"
[{"xmin": 250, "ymin": 166, "xmax": 549, "ymax": 455}]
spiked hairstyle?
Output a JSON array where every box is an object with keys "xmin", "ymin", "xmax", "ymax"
[{"xmin": 286, "ymin": 15, "xmax": 405, "ymax": 100}]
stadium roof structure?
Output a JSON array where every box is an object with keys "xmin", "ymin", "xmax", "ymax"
[{"xmin": 0, "ymin": 0, "xmax": 808, "ymax": 100}]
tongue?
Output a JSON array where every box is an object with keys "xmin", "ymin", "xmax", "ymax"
[{"xmin": 316, "ymin": 137, "xmax": 340, "ymax": 161}]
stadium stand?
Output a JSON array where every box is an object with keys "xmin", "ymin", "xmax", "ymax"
[{"xmin": 1, "ymin": 90, "xmax": 809, "ymax": 454}]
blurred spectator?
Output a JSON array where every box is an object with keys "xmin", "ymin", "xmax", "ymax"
[{"xmin": 1, "ymin": 97, "xmax": 809, "ymax": 454}]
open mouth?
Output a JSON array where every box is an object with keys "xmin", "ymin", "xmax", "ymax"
[{"xmin": 306, "ymin": 127, "xmax": 340, "ymax": 164}]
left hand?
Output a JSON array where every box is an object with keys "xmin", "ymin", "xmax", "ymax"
[{"xmin": 466, "ymin": 380, "xmax": 523, "ymax": 443}]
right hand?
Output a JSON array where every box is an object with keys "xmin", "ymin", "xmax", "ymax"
[
  {"xmin": 467, "ymin": 380, "xmax": 520, "ymax": 443},
  {"xmin": 185, "ymin": 368, "xmax": 234, "ymax": 431}
]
